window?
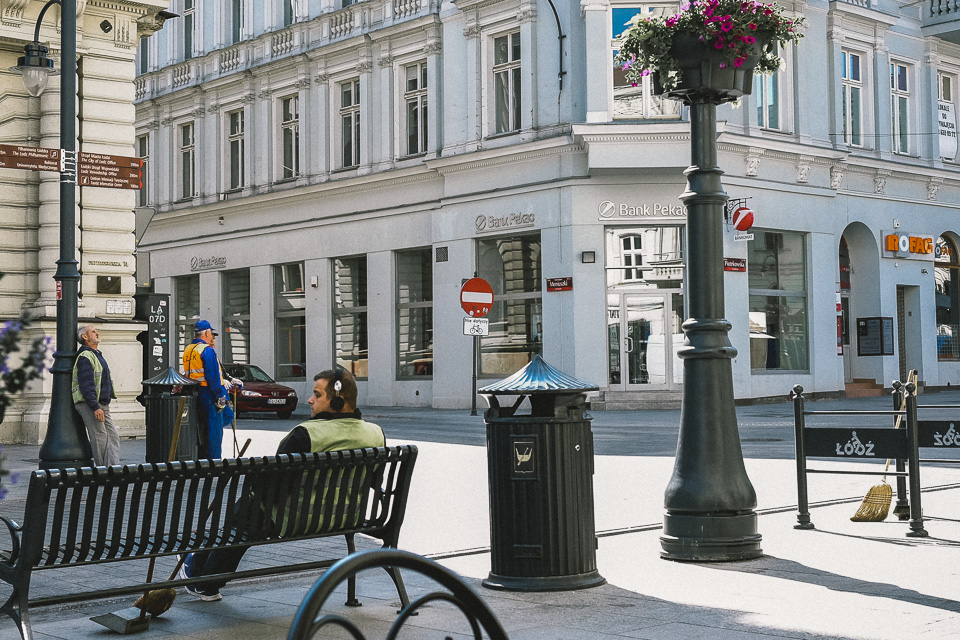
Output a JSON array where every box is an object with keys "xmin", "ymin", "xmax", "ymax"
[
  {"xmin": 891, "ymin": 62, "xmax": 909, "ymax": 154},
  {"xmin": 280, "ymin": 96, "xmax": 299, "ymax": 179},
  {"xmin": 137, "ymin": 134, "xmax": 149, "ymax": 207},
  {"xmin": 621, "ymin": 235, "xmax": 644, "ymax": 281},
  {"xmin": 477, "ymin": 235, "xmax": 542, "ymax": 376},
  {"xmin": 748, "ymin": 231, "xmax": 809, "ymax": 371},
  {"xmin": 493, "ymin": 32, "xmax": 521, "ymax": 134},
  {"xmin": 841, "ymin": 50, "xmax": 862, "ymax": 147},
  {"xmin": 228, "ymin": 109, "xmax": 244, "ymax": 190},
  {"xmin": 396, "ymin": 249, "xmax": 433, "ymax": 378},
  {"xmin": 137, "ymin": 36, "xmax": 149, "ymax": 75},
  {"xmin": 936, "ymin": 235, "xmax": 960, "ymax": 360},
  {"xmin": 334, "ymin": 256, "xmax": 368, "ymax": 378},
  {"xmin": 611, "ymin": 4, "xmax": 681, "ymax": 120},
  {"xmin": 231, "ymin": 0, "xmax": 244, "ymax": 44},
  {"xmin": 175, "ymin": 274, "xmax": 200, "ymax": 364},
  {"xmin": 222, "ymin": 269, "xmax": 250, "ymax": 364},
  {"xmin": 340, "ymin": 80, "xmax": 360, "ymax": 168},
  {"xmin": 404, "ymin": 62, "xmax": 428, "ymax": 156},
  {"xmin": 275, "ymin": 263, "xmax": 306, "ymax": 380},
  {"xmin": 179, "ymin": 122, "xmax": 195, "ymax": 200},
  {"xmin": 754, "ymin": 43, "xmax": 780, "ymax": 129},
  {"xmin": 283, "ymin": 0, "xmax": 296, "ymax": 26},
  {"xmin": 183, "ymin": 0, "xmax": 195, "ymax": 60}
]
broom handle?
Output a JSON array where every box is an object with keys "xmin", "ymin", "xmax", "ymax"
[{"xmin": 883, "ymin": 370, "xmax": 917, "ymax": 477}]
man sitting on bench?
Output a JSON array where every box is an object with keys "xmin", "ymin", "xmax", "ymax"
[{"xmin": 179, "ymin": 368, "xmax": 385, "ymax": 601}]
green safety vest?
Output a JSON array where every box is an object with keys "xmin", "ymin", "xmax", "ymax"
[{"xmin": 72, "ymin": 350, "xmax": 108, "ymax": 406}]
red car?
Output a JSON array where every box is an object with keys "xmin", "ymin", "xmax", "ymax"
[{"xmin": 222, "ymin": 363, "xmax": 299, "ymax": 419}]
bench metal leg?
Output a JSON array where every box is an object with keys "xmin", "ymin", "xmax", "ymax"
[
  {"xmin": 0, "ymin": 584, "xmax": 32, "ymax": 640},
  {"xmin": 905, "ymin": 391, "xmax": 928, "ymax": 538},
  {"xmin": 382, "ymin": 563, "xmax": 411, "ymax": 613},
  {"xmin": 343, "ymin": 534, "xmax": 361, "ymax": 607},
  {"xmin": 894, "ymin": 458, "xmax": 910, "ymax": 520}
]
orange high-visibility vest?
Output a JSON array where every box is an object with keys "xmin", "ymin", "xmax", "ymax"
[{"xmin": 183, "ymin": 342, "xmax": 221, "ymax": 387}]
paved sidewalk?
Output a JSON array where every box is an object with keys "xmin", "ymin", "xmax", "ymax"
[{"xmin": 1, "ymin": 395, "xmax": 959, "ymax": 639}]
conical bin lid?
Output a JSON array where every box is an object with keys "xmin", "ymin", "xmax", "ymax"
[
  {"xmin": 479, "ymin": 354, "xmax": 598, "ymax": 395},
  {"xmin": 143, "ymin": 367, "xmax": 197, "ymax": 387}
]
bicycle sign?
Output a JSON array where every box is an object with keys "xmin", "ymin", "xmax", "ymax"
[{"xmin": 463, "ymin": 317, "xmax": 489, "ymax": 336}]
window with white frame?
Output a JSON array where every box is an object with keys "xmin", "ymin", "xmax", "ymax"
[
  {"xmin": 404, "ymin": 62, "xmax": 428, "ymax": 156},
  {"xmin": 891, "ymin": 62, "xmax": 910, "ymax": 154},
  {"xmin": 222, "ymin": 269, "xmax": 251, "ymax": 364},
  {"xmin": 396, "ymin": 249, "xmax": 433, "ymax": 378},
  {"xmin": 183, "ymin": 0, "xmax": 195, "ymax": 60},
  {"xmin": 137, "ymin": 135, "xmax": 149, "ymax": 207},
  {"xmin": 227, "ymin": 109, "xmax": 244, "ymax": 190},
  {"xmin": 841, "ymin": 50, "xmax": 862, "ymax": 147},
  {"xmin": 137, "ymin": 36, "xmax": 149, "ymax": 75},
  {"xmin": 179, "ymin": 122, "xmax": 195, "ymax": 200},
  {"xmin": 280, "ymin": 96, "xmax": 299, "ymax": 180},
  {"xmin": 231, "ymin": 0, "xmax": 244, "ymax": 44},
  {"xmin": 939, "ymin": 72, "xmax": 958, "ymax": 162},
  {"xmin": 754, "ymin": 43, "xmax": 781, "ymax": 129},
  {"xmin": 334, "ymin": 256, "xmax": 368, "ymax": 378},
  {"xmin": 621, "ymin": 234, "xmax": 644, "ymax": 281},
  {"xmin": 283, "ymin": 0, "xmax": 297, "ymax": 26},
  {"xmin": 493, "ymin": 31, "xmax": 522, "ymax": 134},
  {"xmin": 175, "ymin": 274, "xmax": 200, "ymax": 363},
  {"xmin": 611, "ymin": 4, "xmax": 681, "ymax": 119},
  {"xmin": 340, "ymin": 79, "xmax": 360, "ymax": 168},
  {"xmin": 275, "ymin": 262, "xmax": 306, "ymax": 380}
]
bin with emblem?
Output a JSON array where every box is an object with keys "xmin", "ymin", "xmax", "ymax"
[
  {"xmin": 480, "ymin": 354, "xmax": 605, "ymax": 591},
  {"xmin": 143, "ymin": 367, "xmax": 199, "ymax": 462}
]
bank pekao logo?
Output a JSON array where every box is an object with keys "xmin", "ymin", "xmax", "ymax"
[
  {"xmin": 933, "ymin": 423, "xmax": 959, "ymax": 446},
  {"xmin": 475, "ymin": 215, "xmax": 487, "ymax": 231},
  {"xmin": 598, "ymin": 201, "xmax": 616, "ymax": 218},
  {"xmin": 835, "ymin": 430, "xmax": 875, "ymax": 457}
]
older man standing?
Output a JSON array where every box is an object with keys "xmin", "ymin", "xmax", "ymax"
[
  {"xmin": 183, "ymin": 320, "xmax": 241, "ymax": 459},
  {"xmin": 72, "ymin": 325, "xmax": 120, "ymax": 466}
]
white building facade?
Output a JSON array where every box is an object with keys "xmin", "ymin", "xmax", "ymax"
[
  {"xmin": 0, "ymin": 1, "xmax": 171, "ymax": 443},
  {"xmin": 135, "ymin": 0, "xmax": 960, "ymax": 411}
]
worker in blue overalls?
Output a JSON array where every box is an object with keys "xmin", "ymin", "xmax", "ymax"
[{"xmin": 182, "ymin": 320, "xmax": 241, "ymax": 458}]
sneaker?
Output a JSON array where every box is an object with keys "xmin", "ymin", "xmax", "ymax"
[{"xmin": 178, "ymin": 553, "xmax": 222, "ymax": 602}]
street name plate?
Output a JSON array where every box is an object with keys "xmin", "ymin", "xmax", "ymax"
[
  {"xmin": 78, "ymin": 151, "xmax": 143, "ymax": 169},
  {"xmin": 0, "ymin": 144, "xmax": 61, "ymax": 171}
]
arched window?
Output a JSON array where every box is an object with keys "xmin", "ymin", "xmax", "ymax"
[{"xmin": 935, "ymin": 235, "xmax": 960, "ymax": 360}]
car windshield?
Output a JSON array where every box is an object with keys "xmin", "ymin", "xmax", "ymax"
[{"xmin": 225, "ymin": 364, "xmax": 275, "ymax": 383}]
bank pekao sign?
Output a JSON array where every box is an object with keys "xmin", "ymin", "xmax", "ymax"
[
  {"xmin": 598, "ymin": 200, "xmax": 686, "ymax": 219},
  {"xmin": 475, "ymin": 212, "xmax": 536, "ymax": 233},
  {"xmin": 190, "ymin": 255, "xmax": 228, "ymax": 271}
]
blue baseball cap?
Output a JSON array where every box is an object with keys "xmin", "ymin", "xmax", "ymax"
[{"xmin": 194, "ymin": 320, "xmax": 218, "ymax": 335}]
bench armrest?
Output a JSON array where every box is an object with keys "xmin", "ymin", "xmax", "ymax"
[{"xmin": 0, "ymin": 515, "xmax": 22, "ymax": 568}]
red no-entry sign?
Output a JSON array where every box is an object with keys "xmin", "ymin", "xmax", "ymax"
[{"xmin": 461, "ymin": 278, "xmax": 494, "ymax": 317}]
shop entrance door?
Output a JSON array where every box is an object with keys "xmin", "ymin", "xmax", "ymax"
[{"xmin": 607, "ymin": 291, "xmax": 685, "ymax": 389}]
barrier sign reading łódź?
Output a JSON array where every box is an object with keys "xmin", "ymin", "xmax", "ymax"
[{"xmin": 0, "ymin": 144, "xmax": 61, "ymax": 171}]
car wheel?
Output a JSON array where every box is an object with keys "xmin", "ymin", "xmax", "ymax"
[{"xmin": 277, "ymin": 411, "xmax": 293, "ymax": 420}]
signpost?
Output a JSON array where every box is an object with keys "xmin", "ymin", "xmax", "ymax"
[
  {"xmin": 0, "ymin": 143, "xmax": 142, "ymax": 190},
  {"xmin": 461, "ymin": 277, "xmax": 495, "ymax": 415}
]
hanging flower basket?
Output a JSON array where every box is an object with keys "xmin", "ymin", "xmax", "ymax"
[{"xmin": 616, "ymin": 1, "xmax": 805, "ymax": 104}]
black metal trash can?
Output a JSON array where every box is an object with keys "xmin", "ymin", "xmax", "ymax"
[
  {"xmin": 143, "ymin": 367, "xmax": 199, "ymax": 462},
  {"xmin": 480, "ymin": 354, "xmax": 605, "ymax": 592}
]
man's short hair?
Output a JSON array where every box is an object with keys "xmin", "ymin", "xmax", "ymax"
[
  {"xmin": 77, "ymin": 325, "xmax": 93, "ymax": 344},
  {"xmin": 314, "ymin": 369, "xmax": 358, "ymax": 408}
]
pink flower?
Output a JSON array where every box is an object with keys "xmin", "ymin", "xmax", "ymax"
[
  {"xmin": 714, "ymin": 38, "xmax": 725, "ymax": 49},
  {"xmin": 743, "ymin": 35, "xmax": 756, "ymax": 43},
  {"xmin": 749, "ymin": 22, "xmax": 757, "ymax": 29},
  {"xmin": 734, "ymin": 56, "xmax": 745, "ymax": 67},
  {"xmin": 721, "ymin": 18, "xmax": 734, "ymax": 31},
  {"xmin": 719, "ymin": 62, "xmax": 727, "ymax": 69},
  {"xmin": 666, "ymin": 16, "xmax": 678, "ymax": 26},
  {"xmin": 641, "ymin": 69, "xmax": 650, "ymax": 76}
]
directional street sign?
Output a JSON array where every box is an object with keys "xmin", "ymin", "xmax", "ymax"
[
  {"xmin": 0, "ymin": 144, "xmax": 61, "ymax": 171},
  {"xmin": 78, "ymin": 164, "xmax": 142, "ymax": 189},
  {"xmin": 78, "ymin": 151, "xmax": 143, "ymax": 169}
]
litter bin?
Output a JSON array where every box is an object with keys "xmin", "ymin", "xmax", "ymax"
[
  {"xmin": 143, "ymin": 367, "xmax": 199, "ymax": 462},
  {"xmin": 480, "ymin": 354, "xmax": 605, "ymax": 591}
]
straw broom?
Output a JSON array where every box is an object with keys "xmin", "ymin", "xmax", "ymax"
[
  {"xmin": 133, "ymin": 397, "xmax": 187, "ymax": 617},
  {"xmin": 850, "ymin": 370, "xmax": 916, "ymax": 522}
]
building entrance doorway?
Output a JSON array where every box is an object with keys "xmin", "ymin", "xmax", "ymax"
[{"xmin": 607, "ymin": 291, "xmax": 684, "ymax": 390}]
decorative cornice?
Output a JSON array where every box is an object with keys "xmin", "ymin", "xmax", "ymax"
[
  {"xmin": 423, "ymin": 42, "xmax": 442, "ymax": 55},
  {"xmin": 356, "ymin": 61, "xmax": 373, "ymax": 73},
  {"xmin": 928, "ymin": 177, "xmax": 943, "ymax": 201},
  {"xmin": 796, "ymin": 156, "xmax": 813, "ymax": 184},
  {"xmin": 830, "ymin": 164, "xmax": 844, "ymax": 190},
  {"xmin": 517, "ymin": 8, "xmax": 537, "ymax": 22},
  {"xmin": 315, "ymin": 73, "xmax": 330, "ymax": 84},
  {"xmin": 258, "ymin": 89, "xmax": 274, "ymax": 99},
  {"xmin": 207, "ymin": 104, "xmax": 220, "ymax": 114},
  {"xmin": 295, "ymin": 78, "xmax": 311, "ymax": 89},
  {"xmin": 378, "ymin": 55, "xmax": 395, "ymax": 68},
  {"xmin": 463, "ymin": 24, "xmax": 481, "ymax": 39},
  {"xmin": 745, "ymin": 149, "xmax": 763, "ymax": 177},
  {"xmin": 874, "ymin": 169, "xmax": 890, "ymax": 195}
]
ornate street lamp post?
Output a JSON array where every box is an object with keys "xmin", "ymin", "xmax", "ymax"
[
  {"xmin": 657, "ymin": 42, "xmax": 763, "ymax": 561},
  {"xmin": 12, "ymin": 0, "xmax": 93, "ymax": 469}
]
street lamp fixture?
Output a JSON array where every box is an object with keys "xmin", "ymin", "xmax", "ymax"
[{"xmin": 14, "ymin": 0, "xmax": 92, "ymax": 470}]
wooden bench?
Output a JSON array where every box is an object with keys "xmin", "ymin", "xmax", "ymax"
[{"xmin": 0, "ymin": 445, "xmax": 418, "ymax": 640}]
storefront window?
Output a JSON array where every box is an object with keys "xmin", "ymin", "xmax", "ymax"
[
  {"xmin": 397, "ymin": 249, "xmax": 433, "ymax": 378},
  {"xmin": 936, "ymin": 235, "xmax": 960, "ymax": 360},
  {"xmin": 275, "ymin": 263, "xmax": 306, "ymax": 380},
  {"xmin": 222, "ymin": 269, "xmax": 250, "ymax": 364},
  {"xmin": 748, "ymin": 231, "xmax": 809, "ymax": 371},
  {"xmin": 175, "ymin": 274, "xmax": 200, "ymax": 364},
  {"xmin": 477, "ymin": 235, "xmax": 542, "ymax": 377},
  {"xmin": 605, "ymin": 226, "xmax": 685, "ymax": 289},
  {"xmin": 334, "ymin": 256, "xmax": 368, "ymax": 378}
]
